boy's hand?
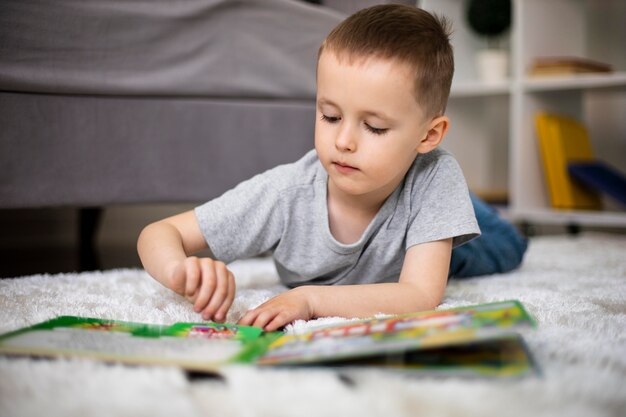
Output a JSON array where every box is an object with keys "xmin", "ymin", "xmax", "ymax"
[
  {"xmin": 168, "ymin": 257, "xmax": 236, "ymax": 323},
  {"xmin": 237, "ymin": 287, "xmax": 315, "ymax": 331}
]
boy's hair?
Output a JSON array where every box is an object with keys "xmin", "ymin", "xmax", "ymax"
[{"xmin": 319, "ymin": 4, "xmax": 454, "ymax": 118}]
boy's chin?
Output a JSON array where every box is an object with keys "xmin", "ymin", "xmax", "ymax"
[{"xmin": 328, "ymin": 176, "xmax": 371, "ymax": 197}]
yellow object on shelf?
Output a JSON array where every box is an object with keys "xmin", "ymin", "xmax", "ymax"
[{"xmin": 534, "ymin": 113, "xmax": 602, "ymax": 210}]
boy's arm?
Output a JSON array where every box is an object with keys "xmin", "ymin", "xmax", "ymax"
[
  {"xmin": 137, "ymin": 210, "xmax": 236, "ymax": 322},
  {"xmin": 238, "ymin": 238, "xmax": 452, "ymax": 331}
]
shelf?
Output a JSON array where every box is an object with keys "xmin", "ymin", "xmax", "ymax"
[
  {"xmin": 451, "ymin": 72, "xmax": 626, "ymax": 96},
  {"xmin": 450, "ymin": 80, "xmax": 511, "ymax": 98},
  {"xmin": 427, "ymin": 0, "xmax": 625, "ymax": 231},
  {"xmin": 523, "ymin": 71, "xmax": 626, "ymax": 92},
  {"xmin": 507, "ymin": 208, "xmax": 626, "ymax": 228}
]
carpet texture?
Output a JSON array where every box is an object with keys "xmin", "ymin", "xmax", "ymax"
[{"xmin": 0, "ymin": 233, "xmax": 625, "ymax": 417}]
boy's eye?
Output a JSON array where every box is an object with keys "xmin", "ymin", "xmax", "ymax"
[
  {"xmin": 321, "ymin": 114, "xmax": 340, "ymax": 123},
  {"xmin": 364, "ymin": 123, "xmax": 388, "ymax": 136}
]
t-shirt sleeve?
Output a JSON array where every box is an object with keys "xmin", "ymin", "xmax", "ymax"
[
  {"xmin": 406, "ymin": 153, "xmax": 480, "ymax": 249},
  {"xmin": 194, "ymin": 166, "xmax": 287, "ymax": 263}
]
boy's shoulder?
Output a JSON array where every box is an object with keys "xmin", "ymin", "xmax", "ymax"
[
  {"xmin": 417, "ymin": 147, "xmax": 453, "ymax": 162},
  {"xmin": 404, "ymin": 148, "xmax": 465, "ymax": 192},
  {"xmin": 256, "ymin": 149, "xmax": 322, "ymax": 191},
  {"xmin": 410, "ymin": 148, "xmax": 459, "ymax": 175}
]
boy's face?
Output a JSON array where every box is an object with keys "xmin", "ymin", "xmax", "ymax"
[{"xmin": 315, "ymin": 51, "xmax": 431, "ymax": 202}]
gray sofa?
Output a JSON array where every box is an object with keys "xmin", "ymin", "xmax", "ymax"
[
  {"xmin": 0, "ymin": 0, "xmax": 345, "ymax": 267},
  {"xmin": 0, "ymin": 0, "xmax": 344, "ymax": 208}
]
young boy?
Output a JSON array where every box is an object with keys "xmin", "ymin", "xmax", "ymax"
[{"xmin": 138, "ymin": 5, "xmax": 480, "ymax": 331}]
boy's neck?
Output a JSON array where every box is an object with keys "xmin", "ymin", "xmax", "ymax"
[
  {"xmin": 328, "ymin": 184, "xmax": 386, "ymax": 214},
  {"xmin": 326, "ymin": 181, "xmax": 393, "ymax": 245}
]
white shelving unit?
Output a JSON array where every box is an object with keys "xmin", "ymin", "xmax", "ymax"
[
  {"xmin": 422, "ymin": 0, "xmax": 626, "ymax": 228},
  {"xmin": 523, "ymin": 71, "xmax": 626, "ymax": 92}
]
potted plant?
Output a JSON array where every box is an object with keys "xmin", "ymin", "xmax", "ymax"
[{"xmin": 466, "ymin": 0, "xmax": 512, "ymax": 82}]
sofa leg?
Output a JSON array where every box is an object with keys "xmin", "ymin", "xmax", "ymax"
[{"xmin": 78, "ymin": 207, "xmax": 102, "ymax": 271}]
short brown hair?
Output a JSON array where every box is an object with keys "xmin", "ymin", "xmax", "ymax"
[{"xmin": 319, "ymin": 4, "xmax": 454, "ymax": 118}]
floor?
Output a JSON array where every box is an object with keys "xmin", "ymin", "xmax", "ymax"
[
  {"xmin": 0, "ymin": 244, "xmax": 141, "ymax": 279},
  {"xmin": 0, "ymin": 206, "xmax": 185, "ymax": 279}
]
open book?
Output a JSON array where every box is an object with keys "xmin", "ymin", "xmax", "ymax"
[{"xmin": 0, "ymin": 300, "xmax": 538, "ymax": 378}]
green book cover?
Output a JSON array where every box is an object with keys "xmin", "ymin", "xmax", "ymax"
[{"xmin": 0, "ymin": 300, "xmax": 538, "ymax": 377}]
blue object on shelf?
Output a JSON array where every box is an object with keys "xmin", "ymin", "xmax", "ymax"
[{"xmin": 567, "ymin": 161, "xmax": 626, "ymax": 207}]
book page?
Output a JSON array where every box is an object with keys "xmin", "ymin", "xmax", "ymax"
[
  {"xmin": 0, "ymin": 317, "xmax": 265, "ymax": 370},
  {"xmin": 2, "ymin": 327, "xmax": 243, "ymax": 363},
  {"xmin": 258, "ymin": 300, "xmax": 535, "ymax": 365}
]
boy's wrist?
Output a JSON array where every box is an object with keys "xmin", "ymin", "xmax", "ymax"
[{"xmin": 298, "ymin": 285, "xmax": 321, "ymax": 319}]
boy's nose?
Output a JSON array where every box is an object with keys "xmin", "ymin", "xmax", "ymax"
[{"xmin": 335, "ymin": 125, "xmax": 357, "ymax": 152}]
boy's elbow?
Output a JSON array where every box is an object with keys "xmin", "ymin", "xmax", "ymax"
[
  {"xmin": 137, "ymin": 222, "xmax": 152, "ymax": 242},
  {"xmin": 137, "ymin": 222, "xmax": 160, "ymax": 254},
  {"xmin": 420, "ymin": 295, "xmax": 442, "ymax": 312},
  {"xmin": 136, "ymin": 224, "xmax": 151, "ymax": 255},
  {"xmin": 401, "ymin": 282, "xmax": 442, "ymax": 312}
]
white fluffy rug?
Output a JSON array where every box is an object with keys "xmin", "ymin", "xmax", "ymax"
[{"xmin": 1, "ymin": 233, "xmax": 625, "ymax": 417}]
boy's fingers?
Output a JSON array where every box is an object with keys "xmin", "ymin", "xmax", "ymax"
[
  {"xmin": 265, "ymin": 313, "xmax": 290, "ymax": 332},
  {"xmin": 184, "ymin": 257, "xmax": 200, "ymax": 299},
  {"xmin": 237, "ymin": 308, "xmax": 260, "ymax": 327},
  {"xmin": 202, "ymin": 262, "xmax": 229, "ymax": 320},
  {"xmin": 194, "ymin": 259, "xmax": 216, "ymax": 313},
  {"xmin": 252, "ymin": 310, "xmax": 276, "ymax": 330},
  {"xmin": 214, "ymin": 272, "xmax": 236, "ymax": 323}
]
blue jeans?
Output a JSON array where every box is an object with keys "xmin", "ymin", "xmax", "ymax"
[{"xmin": 449, "ymin": 193, "xmax": 528, "ymax": 278}]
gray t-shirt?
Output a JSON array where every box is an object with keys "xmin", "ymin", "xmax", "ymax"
[{"xmin": 195, "ymin": 148, "xmax": 479, "ymax": 287}]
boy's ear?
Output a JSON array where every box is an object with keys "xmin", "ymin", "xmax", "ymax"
[{"xmin": 416, "ymin": 116, "xmax": 449, "ymax": 154}]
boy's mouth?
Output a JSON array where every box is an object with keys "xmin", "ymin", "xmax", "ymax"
[{"xmin": 332, "ymin": 161, "xmax": 359, "ymax": 174}]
